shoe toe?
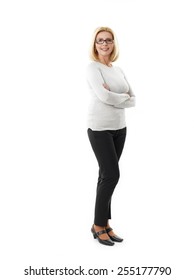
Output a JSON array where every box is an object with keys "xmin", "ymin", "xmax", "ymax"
[
  {"xmin": 109, "ymin": 235, "xmax": 123, "ymax": 242},
  {"xmin": 99, "ymin": 238, "xmax": 115, "ymax": 246}
]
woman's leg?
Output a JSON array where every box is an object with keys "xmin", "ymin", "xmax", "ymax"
[
  {"xmin": 87, "ymin": 129, "xmax": 120, "ymax": 227},
  {"xmin": 113, "ymin": 127, "xmax": 127, "ymax": 161},
  {"xmin": 107, "ymin": 127, "xmax": 127, "ymax": 220}
]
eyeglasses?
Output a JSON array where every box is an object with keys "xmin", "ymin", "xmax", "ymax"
[{"xmin": 95, "ymin": 39, "xmax": 114, "ymax": 45}]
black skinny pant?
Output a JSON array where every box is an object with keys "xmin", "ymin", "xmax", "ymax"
[{"xmin": 87, "ymin": 127, "xmax": 126, "ymax": 226}]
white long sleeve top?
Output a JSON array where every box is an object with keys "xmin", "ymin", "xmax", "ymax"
[{"xmin": 86, "ymin": 61, "xmax": 135, "ymax": 131}]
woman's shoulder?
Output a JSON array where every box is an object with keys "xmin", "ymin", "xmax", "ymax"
[
  {"xmin": 113, "ymin": 64, "xmax": 123, "ymax": 71},
  {"xmin": 114, "ymin": 65, "xmax": 126, "ymax": 76},
  {"xmin": 86, "ymin": 61, "xmax": 100, "ymax": 79},
  {"xmin": 87, "ymin": 61, "xmax": 100, "ymax": 69},
  {"xmin": 86, "ymin": 61, "xmax": 102, "ymax": 76}
]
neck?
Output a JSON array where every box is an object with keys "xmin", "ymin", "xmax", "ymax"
[{"xmin": 98, "ymin": 55, "xmax": 112, "ymax": 67}]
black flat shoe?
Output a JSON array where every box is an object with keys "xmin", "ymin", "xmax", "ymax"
[
  {"xmin": 91, "ymin": 225, "xmax": 114, "ymax": 246},
  {"xmin": 106, "ymin": 227, "xmax": 123, "ymax": 242}
]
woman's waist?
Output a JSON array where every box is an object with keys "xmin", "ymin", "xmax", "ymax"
[{"xmin": 88, "ymin": 101, "xmax": 124, "ymax": 113}]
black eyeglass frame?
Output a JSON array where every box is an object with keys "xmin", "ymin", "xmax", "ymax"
[{"xmin": 95, "ymin": 39, "xmax": 114, "ymax": 45}]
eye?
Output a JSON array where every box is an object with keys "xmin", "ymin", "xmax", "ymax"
[{"xmin": 97, "ymin": 39, "xmax": 104, "ymax": 43}]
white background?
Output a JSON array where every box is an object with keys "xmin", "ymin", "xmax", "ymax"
[{"xmin": 0, "ymin": 0, "xmax": 194, "ymax": 279}]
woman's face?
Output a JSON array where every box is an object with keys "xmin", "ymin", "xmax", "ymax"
[{"xmin": 95, "ymin": 31, "xmax": 114, "ymax": 58}]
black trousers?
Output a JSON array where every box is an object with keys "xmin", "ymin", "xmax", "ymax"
[{"xmin": 87, "ymin": 127, "xmax": 127, "ymax": 226}]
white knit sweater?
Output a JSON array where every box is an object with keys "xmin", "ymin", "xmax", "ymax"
[{"xmin": 86, "ymin": 61, "xmax": 135, "ymax": 131}]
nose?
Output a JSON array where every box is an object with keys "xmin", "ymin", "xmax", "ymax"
[{"xmin": 102, "ymin": 40, "xmax": 108, "ymax": 45}]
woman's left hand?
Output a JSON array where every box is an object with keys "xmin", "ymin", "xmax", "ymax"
[{"xmin": 103, "ymin": 83, "xmax": 110, "ymax": 91}]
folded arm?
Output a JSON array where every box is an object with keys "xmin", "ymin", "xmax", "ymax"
[
  {"xmin": 113, "ymin": 96, "xmax": 136, "ymax": 108},
  {"xmin": 113, "ymin": 67, "xmax": 136, "ymax": 108},
  {"xmin": 87, "ymin": 65, "xmax": 130, "ymax": 106}
]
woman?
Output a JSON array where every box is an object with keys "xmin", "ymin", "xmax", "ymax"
[{"xmin": 87, "ymin": 27, "xmax": 135, "ymax": 246}]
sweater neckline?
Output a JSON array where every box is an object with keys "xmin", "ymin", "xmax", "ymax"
[{"xmin": 95, "ymin": 61, "xmax": 113, "ymax": 68}]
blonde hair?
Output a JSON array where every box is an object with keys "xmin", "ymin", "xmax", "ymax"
[{"xmin": 89, "ymin": 26, "xmax": 119, "ymax": 62}]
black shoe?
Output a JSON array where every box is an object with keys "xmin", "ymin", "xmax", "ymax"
[
  {"xmin": 106, "ymin": 227, "xmax": 123, "ymax": 242},
  {"xmin": 91, "ymin": 225, "xmax": 114, "ymax": 246}
]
